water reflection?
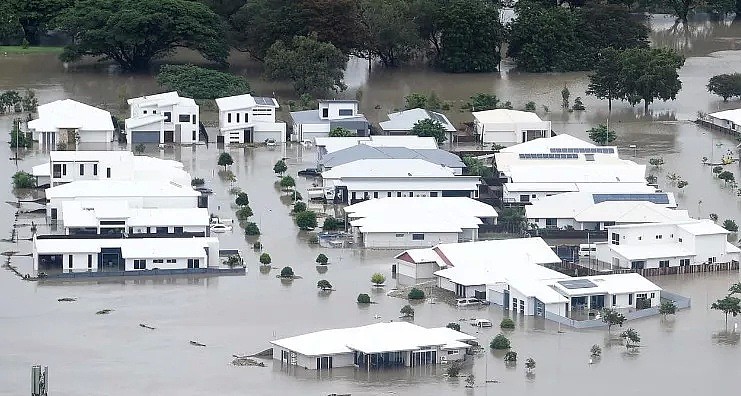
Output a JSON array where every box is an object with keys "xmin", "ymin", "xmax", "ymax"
[
  {"xmin": 651, "ymin": 14, "xmax": 741, "ymax": 56},
  {"xmin": 712, "ymin": 330, "xmax": 741, "ymax": 345}
]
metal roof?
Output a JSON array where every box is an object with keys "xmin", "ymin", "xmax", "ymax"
[
  {"xmin": 320, "ymin": 144, "xmax": 464, "ymax": 169},
  {"xmin": 592, "ymin": 193, "xmax": 670, "ymax": 205}
]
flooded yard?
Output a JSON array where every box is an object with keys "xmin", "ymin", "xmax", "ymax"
[{"xmin": 1, "ymin": 14, "xmax": 741, "ymax": 396}]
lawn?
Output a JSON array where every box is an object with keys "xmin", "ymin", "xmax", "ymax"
[{"xmin": 0, "ymin": 46, "xmax": 64, "ymax": 54}]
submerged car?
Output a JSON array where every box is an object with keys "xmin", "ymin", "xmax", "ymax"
[
  {"xmin": 210, "ymin": 223, "xmax": 232, "ymax": 233},
  {"xmin": 456, "ymin": 298, "xmax": 482, "ymax": 307},
  {"xmin": 298, "ymin": 168, "xmax": 321, "ymax": 177}
]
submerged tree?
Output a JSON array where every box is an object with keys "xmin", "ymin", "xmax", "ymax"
[
  {"xmin": 587, "ymin": 124, "xmax": 616, "ymax": 145},
  {"xmin": 156, "ymin": 65, "xmax": 251, "ymax": 100},
  {"xmin": 273, "ymin": 160, "xmax": 287, "ymax": 176},
  {"xmin": 659, "ymin": 301, "xmax": 677, "ymax": 317},
  {"xmin": 315, "ymin": 253, "xmax": 329, "ymax": 265},
  {"xmin": 707, "ymin": 73, "xmax": 741, "ymax": 102},
  {"xmin": 621, "ymin": 328, "xmax": 641, "ymax": 349},
  {"xmin": 601, "ymin": 308, "xmax": 626, "ymax": 332},
  {"xmin": 400, "ymin": 304, "xmax": 415, "ymax": 317},
  {"xmin": 218, "ymin": 152, "xmax": 234, "ymax": 170},
  {"xmin": 711, "ymin": 295, "xmax": 741, "ymax": 328},
  {"xmin": 317, "ymin": 279, "xmax": 332, "ymax": 290}
]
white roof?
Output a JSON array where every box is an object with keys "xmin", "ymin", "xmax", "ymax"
[
  {"xmin": 709, "ymin": 108, "xmax": 741, "ymax": 124},
  {"xmin": 379, "ymin": 108, "xmax": 456, "ymax": 132},
  {"xmin": 28, "ymin": 99, "xmax": 114, "ymax": 133},
  {"xmin": 507, "ymin": 163, "xmax": 646, "ymax": 184},
  {"xmin": 609, "ymin": 242, "xmax": 695, "ymax": 260},
  {"xmin": 34, "ymin": 237, "xmax": 215, "ymax": 258},
  {"xmin": 322, "ymin": 159, "xmax": 457, "ymax": 179},
  {"xmin": 551, "ymin": 273, "xmax": 661, "ymax": 296},
  {"xmin": 677, "ymin": 220, "xmax": 730, "ymax": 235},
  {"xmin": 525, "ymin": 191, "xmax": 677, "ymax": 220},
  {"xmin": 50, "ymin": 151, "xmax": 132, "ymax": 163},
  {"xmin": 127, "ymin": 91, "xmax": 196, "ymax": 107},
  {"xmin": 46, "ymin": 180, "xmax": 199, "ymax": 200},
  {"xmin": 336, "ymin": 177, "xmax": 480, "ymax": 192},
  {"xmin": 395, "ymin": 247, "xmax": 447, "ymax": 267},
  {"xmin": 215, "ymin": 94, "xmax": 279, "ymax": 111},
  {"xmin": 314, "ymin": 136, "xmax": 438, "ymax": 155},
  {"xmin": 574, "ymin": 201, "xmax": 690, "ymax": 223},
  {"xmin": 32, "ymin": 163, "xmax": 50, "ymax": 177},
  {"xmin": 62, "ymin": 201, "xmax": 209, "ymax": 228},
  {"xmin": 472, "ymin": 109, "xmax": 544, "ymax": 124},
  {"xmin": 500, "ymin": 134, "xmax": 597, "ymax": 153},
  {"xmin": 507, "ymin": 277, "xmax": 569, "ymax": 304},
  {"xmin": 271, "ymin": 322, "xmax": 475, "ymax": 356},
  {"xmin": 125, "ymin": 114, "xmax": 164, "ymax": 129}
]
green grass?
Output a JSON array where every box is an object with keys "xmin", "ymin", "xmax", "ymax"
[{"xmin": 0, "ymin": 46, "xmax": 64, "ymax": 54}]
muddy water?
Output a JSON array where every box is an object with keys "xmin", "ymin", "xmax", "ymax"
[{"xmin": 1, "ymin": 15, "xmax": 741, "ymax": 396}]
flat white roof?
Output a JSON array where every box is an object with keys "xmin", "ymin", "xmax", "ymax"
[
  {"xmin": 709, "ymin": 108, "xmax": 741, "ymax": 124},
  {"xmin": 526, "ymin": 191, "xmax": 677, "ymax": 220},
  {"xmin": 472, "ymin": 109, "xmax": 544, "ymax": 124},
  {"xmin": 380, "ymin": 108, "xmax": 456, "ymax": 132},
  {"xmin": 271, "ymin": 322, "xmax": 475, "ymax": 356},
  {"xmin": 62, "ymin": 201, "xmax": 209, "ymax": 228},
  {"xmin": 335, "ymin": 177, "xmax": 480, "ymax": 192},
  {"xmin": 34, "ymin": 237, "xmax": 215, "ymax": 258},
  {"xmin": 215, "ymin": 94, "xmax": 278, "ymax": 111},
  {"xmin": 574, "ymin": 201, "xmax": 690, "ymax": 223},
  {"xmin": 125, "ymin": 114, "xmax": 164, "ymax": 129},
  {"xmin": 28, "ymin": 99, "xmax": 114, "ymax": 133},
  {"xmin": 46, "ymin": 180, "xmax": 199, "ymax": 200},
  {"xmin": 314, "ymin": 136, "xmax": 438, "ymax": 154},
  {"xmin": 322, "ymin": 158, "xmax": 457, "ymax": 179},
  {"xmin": 500, "ymin": 134, "xmax": 598, "ymax": 153},
  {"xmin": 551, "ymin": 273, "xmax": 662, "ymax": 296},
  {"xmin": 127, "ymin": 91, "xmax": 196, "ymax": 107},
  {"xmin": 507, "ymin": 163, "xmax": 646, "ymax": 184},
  {"xmin": 50, "ymin": 151, "xmax": 132, "ymax": 163},
  {"xmin": 32, "ymin": 163, "xmax": 50, "ymax": 177},
  {"xmin": 606, "ymin": 219, "xmax": 728, "ymax": 236}
]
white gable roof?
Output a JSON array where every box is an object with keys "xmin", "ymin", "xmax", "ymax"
[
  {"xmin": 322, "ymin": 158, "xmax": 457, "ymax": 179},
  {"xmin": 472, "ymin": 109, "xmax": 544, "ymax": 124},
  {"xmin": 500, "ymin": 134, "xmax": 597, "ymax": 153},
  {"xmin": 46, "ymin": 180, "xmax": 199, "ymax": 200},
  {"xmin": 215, "ymin": 94, "xmax": 279, "ymax": 111},
  {"xmin": 709, "ymin": 108, "xmax": 741, "ymax": 124},
  {"xmin": 127, "ymin": 91, "xmax": 196, "ymax": 107},
  {"xmin": 379, "ymin": 108, "xmax": 456, "ymax": 132},
  {"xmin": 28, "ymin": 99, "xmax": 114, "ymax": 132}
]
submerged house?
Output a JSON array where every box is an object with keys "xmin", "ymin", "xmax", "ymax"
[
  {"xmin": 318, "ymin": 144, "xmax": 464, "ymax": 174},
  {"xmin": 290, "ymin": 100, "xmax": 369, "ymax": 143},
  {"xmin": 472, "ymin": 109, "xmax": 551, "ymax": 147},
  {"xmin": 215, "ymin": 94, "xmax": 285, "ymax": 144},
  {"xmin": 271, "ymin": 322, "xmax": 476, "ymax": 370},
  {"xmin": 125, "ymin": 92, "xmax": 199, "ymax": 146},
  {"xmin": 379, "ymin": 108, "xmax": 456, "ymax": 135},
  {"xmin": 28, "ymin": 99, "xmax": 114, "ymax": 148}
]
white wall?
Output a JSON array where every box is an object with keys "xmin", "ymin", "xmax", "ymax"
[
  {"xmin": 124, "ymin": 255, "xmax": 206, "ymax": 271},
  {"xmin": 397, "ymin": 259, "xmax": 438, "ymax": 279},
  {"xmin": 477, "ymin": 120, "xmax": 551, "ymax": 145},
  {"xmin": 319, "ymin": 102, "xmax": 358, "ymax": 119},
  {"xmin": 346, "ymin": 189, "xmax": 477, "ymax": 201},
  {"xmin": 78, "ymin": 129, "xmax": 114, "ymax": 144},
  {"xmin": 363, "ymin": 231, "xmax": 459, "ymax": 248},
  {"xmin": 48, "ymin": 196, "xmax": 199, "ymax": 219}
]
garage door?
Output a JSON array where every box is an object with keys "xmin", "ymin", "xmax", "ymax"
[{"xmin": 131, "ymin": 131, "xmax": 160, "ymax": 144}]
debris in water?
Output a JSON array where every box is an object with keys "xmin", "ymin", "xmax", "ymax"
[
  {"xmin": 190, "ymin": 341, "xmax": 206, "ymax": 347},
  {"xmin": 139, "ymin": 323, "xmax": 156, "ymax": 330},
  {"xmin": 231, "ymin": 355, "xmax": 266, "ymax": 367},
  {"xmin": 96, "ymin": 309, "xmax": 113, "ymax": 315},
  {"xmin": 57, "ymin": 297, "xmax": 77, "ymax": 302}
]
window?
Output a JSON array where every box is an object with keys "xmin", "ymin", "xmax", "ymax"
[
  {"xmin": 153, "ymin": 259, "xmax": 164, "ymax": 264},
  {"xmin": 447, "ymin": 350, "xmax": 456, "ymax": 355},
  {"xmin": 236, "ymin": 113, "xmax": 240, "ymax": 123},
  {"xmin": 93, "ymin": 164, "xmax": 98, "ymax": 176},
  {"xmin": 680, "ymin": 258, "xmax": 690, "ymax": 266},
  {"xmin": 164, "ymin": 112, "xmax": 171, "ymax": 123},
  {"xmin": 187, "ymin": 259, "xmax": 200, "ymax": 269},
  {"xmin": 678, "ymin": 238, "xmax": 682, "ymax": 242},
  {"xmin": 62, "ymin": 164, "xmax": 67, "ymax": 176},
  {"xmin": 636, "ymin": 293, "xmax": 647, "ymax": 299},
  {"xmin": 68, "ymin": 255, "xmax": 73, "ymax": 269},
  {"xmin": 387, "ymin": 192, "xmax": 392, "ymax": 197},
  {"xmin": 174, "ymin": 227, "xmax": 183, "ymax": 234},
  {"xmin": 709, "ymin": 257, "xmax": 717, "ymax": 264},
  {"xmin": 546, "ymin": 218, "xmax": 557, "ymax": 227},
  {"xmin": 244, "ymin": 113, "xmax": 249, "ymax": 122},
  {"xmin": 430, "ymin": 192, "xmax": 438, "ymax": 197},
  {"xmin": 338, "ymin": 108, "xmax": 353, "ymax": 116},
  {"xmin": 166, "ymin": 259, "xmax": 176, "ymax": 264},
  {"xmin": 611, "ymin": 233, "xmax": 620, "ymax": 245},
  {"xmin": 153, "ymin": 110, "xmax": 157, "ymax": 114},
  {"xmin": 531, "ymin": 194, "xmax": 536, "ymax": 198},
  {"xmin": 143, "ymin": 110, "xmax": 147, "ymax": 114},
  {"xmin": 53, "ymin": 164, "xmax": 62, "ymax": 178},
  {"xmin": 79, "ymin": 164, "xmax": 84, "ymax": 176},
  {"xmin": 409, "ymin": 192, "xmax": 414, "ymax": 197},
  {"xmin": 192, "ymin": 130, "xmax": 196, "ymax": 141},
  {"xmin": 155, "ymin": 227, "xmax": 168, "ymax": 234},
  {"xmin": 659, "ymin": 260, "xmax": 669, "ymax": 268},
  {"xmin": 397, "ymin": 192, "xmax": 402, "ymax": 197},
  {"xmin": 520, "ymin": 300, "xmax": 525, "ymax": 313},
  {"xmin": 134, "ymin": 259, "xmax": 146, "ymax": 270},
  {"xmin": 87, "ymin": 255, "xmax": 92, "ymax": 270},
  {"xmin": 655, "ymin": 235, "xmax": 663, "ymax": 239},
  {"xmin": 519, "ymin": 195, "xmax": 530, "ymax": 203},
  {"xmin": 177, "ymin": 114, "xmax": 190, "ymax": 122},
  {"xmin": 670, "ymin": 234, "xmax": 673, "ymax": 238},
  {"xmin": 650, "ymin": 293, "xmax": 655, "ymax": 298},
  {"xmin": 192, "ymin": 115, "xmax": 196, "ymax": 124},
  {"xmin": 373, "ymin": 192, "xmax": 378, "ymax": 198},
  {"xmin": 638, "ymin": 236, "xmax": 642, "ymax": 240},
  {"xmin": 351, "ymin": 192, "xmax": 356, "ymax": 200},
  {"xmin": 228, "ymin": 113, "xmax": 232, "ymax": 123},
  {"xmin": 395, "ymin": 233, "xmax": 404, "ymax": 238},
  {"xmin": 628, "ymin": 294, "xmax": 633, "ymax": 305},
  {"xmin": 412, "ymin": 233, "xmax": 424, "ymax": 241},
  {"xmin": 513, "ymin": 298, "xmax": 517, "ymax": 309},
  {"xmin": 106, "ymin": 168, "xmax": 111, "ymax": 178},
  {"xmin": 322, "ymin": 108, "xmax": 329, "ymax": 118},
  {"xmin": 612, "ymin": 295, "xmax": 616, "ymax": 305}
]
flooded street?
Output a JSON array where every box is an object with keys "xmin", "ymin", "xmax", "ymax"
[{"xmin": 1, "ymin": 15, "xmax": 741, "ymax": 396}]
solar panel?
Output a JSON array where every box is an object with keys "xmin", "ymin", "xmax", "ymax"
[
  {"xmin": 550, "ymin": 147, "xmax": 616, "ymax": 154},
  {"xmin": 518, "ymin": 153, "xmax": 578, "ymax": 160},
  {"xmin": 592, "ymin": 193, "xmax": 670, "ymax": 204},
  {"xmin": 558, "ymin": 279, "xmax": 598, "ymax": 289},
  {"xmin": 254, "ymin": 97, "xmax": 274, "ymax": 106}
]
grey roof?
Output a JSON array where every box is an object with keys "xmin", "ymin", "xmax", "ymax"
[
  {"xmin": 318, "ymin": 99, "xmax": 359, "ymax": 103},
  {"xmin": 290, "ymin": 109, "xmax": 369, "ymax": 125},
  {"xmin": 319, "ymin": 144, "xmax": 464, "ymax": 169},
  {"xmin": 254, "ymin": 97, "xmax": 278, "ymax": 106},
  {"xmin": 379, "ymin": 108, "xmax": 456, "ymax": 132}
]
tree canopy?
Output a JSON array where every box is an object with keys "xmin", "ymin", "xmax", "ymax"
[
  {"xmin": 437, "ymin": 0, "xmax": 504, "ymax": 73},
  {"xmin": 218, "ymin": 152, "xmax": 234, "ymax": 169},
  {"xmin": 619, "ymin": 47, "xmax": 685, "ymax": 113},
  {"xmin": 264, "ymin": 34, "xmax": 348, "ymax": 97},
  {"xmin": 5, "ymin": 0, "xmax": 72, "ymax": 45},
  {"xmin": 587, "ymin": 124, "xmax": 617, "ymax": 145},
  {"xmin": 156, "ymin": 65, "xmax": 251, "ymax": 100},
  {"xmin": 56, "ymin": 0, "xmax": 229, "ymax": 71},
  {"xmin": 411, "ymin": 119, "xmax": 447, "ymax": 144},
  {"xmin": 587, "ymin": 48, "xmax": 623, "ymax": 112},
  {"xmin": 329, "ymin": 127, "xmax": 355, "ymax": 137},
  {"xmin": 357, "ymin": 0, "xmax": 421, "ymax": 67},
  {"xmin": 707, "ymin": 73, "xmax": 741, "ymax": 102}
]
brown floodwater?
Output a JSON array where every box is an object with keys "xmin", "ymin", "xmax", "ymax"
[{"xmin": 1, "ymin": 14, "xmax": 741, "ymax": 396}]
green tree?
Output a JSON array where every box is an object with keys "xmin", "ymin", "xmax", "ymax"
[
  {"xmin": 279, "ymin": 175, "xmax": 295, "ymax": 189},
  {"xmin": 437, "ymin": 0, "xmax": 503, "ymax": 72},
  {"xmin": 662, "ymin": 0, "xmax": 702, "ymax": 22},
  {"xmin": 56, "ymin": 0, "xmax": 228, "ymax": 71},
  {"xmin": 650, "ymin": 158, "xmax": 665, "ymax": 168},
  {"xmin": 134, "ymin": 143, "xmax": 145, "ymax": 154},
  {"xmin": 462, "ymin": 156, "xmax": 494, "ymax": 179},
  {"xmin": 12, "ymin": 171, "xmax": 35, "ymax": 188},
  {"xmin": 621, "ymin": 328, "xmax": 641, "ymax": 349},
  {"xmin": 357, "ymin": 0, "xmax": 421, "ymax": 67},
  {"xmin": 525, "ymin": 358, "xmax": 536, "ymax": 372},
  {"xmin": 322, "ymin": 217, "xmax": 342, "ymax": 231},
  {"xmin": 718, "ymin": 171, "xmax": 735, "ymax": 185},
  {"xmin": 317, "ymin": 279, "xmax": 332, "ymax": 290},
  {"xmin": 264, "ymin": 34, "xmax": 348, "ymax": 97},
  {"xmin": 328, "ymin": 127, "xmax": 355, "ymax": 137},
  {"xmin": 6, "ymin": 0, "xmax": 72, "ymax": 45},
  {"xmin": 404, "ymin": 92, "xmax": 443, "ymax": 111},
  {"xmin": 191, "ymin": 178, "xmax": 205, "ymax": 187},
  {"xmin": 707, "ymin": 73, "xmax": 741, "ymax": 102},
  {"xmin": 500, "ymin": 317, "xmax": 515, "ymax": 329},
  {"xmin": 156, "ymin": 65, "xmax": 251, "ymax": 100},
  {"xmin": 235, "ymin": 192, "xmax": 249, "ymax": 207},
  {"xmin": 273, "ymin": 160, "xmax": 287, "ymax": 176},
  {"xmin": 587, "ymin": 124, "xmax": 617, "ymax": 145},
  {"xmin": 500, "ymin": 207, "xmax": 526, "ymax": 233},
  {"xmin": 244, "ymin": 222, "xmax": 260, "ymax": 235},
  {"xmin": 21, "ymin": 90, "xmax": 38, "ymax": 113},
  {"xmin": 236, "ymin": 206, "xmax": 253, "ymax": 221},
  {"xmin": 0, "ymin": 91, "xmax": 22, "ymax": 113},
  {"xmin": 587, "ymin": 48, "xmax": 623, "ymax": 112},
  {"xmin": 504, "ymin": 351, "xmax": 517, "ymax": 362},
  {"xmin": 280, "ymin": 266, "xmax": 294, "ymax": 278},
  {"xmin": 659, "ymin": 301, "xmax": 677, "ymax": 317},
  {"xmin": 490, "ymin": 334, "xmax": 511, "ymax": 349},
  {"xmin": 295, "ymin": 210, "xmax": 317, "ymax": 230},
  {"xmin": 468, "ymin": 93, "xmax": 500, "ymax": 111},
  {"xmin": 677, "ymin": 180, "xmax": 688, "ymax": 189},
  {"xmin": 601, "ymin": 308, "xmax": 626, "ymax": 331},
  {"xmin": 411, "ymin": 119, "xmax": 447, "ymax": 144},
  {"xmin": 371, "ymin": 272, "xmax": 386, "ymax": 285},
  {"xmin": 259, "ymin": 253, "xmax": 271, "ymax": 265},
  {"xmin": 524, "ymin": 101, "xmax": 536, "ymax": 112},
  {"xmin": 446, "ymin": 322, "xmax": 461, "ymax": 331},
  {"xmin": 710, "ymin": 213, "xmax": 719, "ymax": 222},
  {"xmin": 619, "ymin": 47, "xmax": 685, "ymax": 113},
  {"xmin": 590, "ymin": 344, "xmax": 602, "ymax": 357},
  {"xmin": 357, "ymin": 293, "xmax": 371, "ymax": 303},
  {"xmin": 218, "ymin": 152, "xmax": 233, "ymax": 170},
  {"xmin": 315, "ymin": 253, "xmax": 329, "ymax": 265},
  {"xmin": 9, "ymin": 121, "xmax": 32, "ymax": 149},
  {"xmin": 408, "ymin": 288, "xmax": 425, "ymax": 300},
  {"xmin": 292, "ymin": 201, "xmax": 307, "ymax": 214},
  {"xmin": 561, "ymin": 85, "xmax": 570, "ymax": 109},
  {"xmin": 722, "ymin": 219, "xmax": 738, "ymax": 232},
  {"xmin": 400, "ymin": 304, "xmax": 415, "ymax": 317},
  {"xmin": 712, "ymin": 295, "xmax": 741, "ymax": 328},
  {"xmin": 729, "ymin": 282, "xmax": 741, "ymax": 295}
]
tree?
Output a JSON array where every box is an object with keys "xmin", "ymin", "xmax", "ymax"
[
  {"xmin": 264, "ymin": 34, "xmax": 348, "ymax": 97},
  {"xmin": 446, "ymin": 322, "xmax": 461, "ymax": 331},
  {"xmin": 191, "ymin": 178, "xmax": 205, "ymax": 187},
  {"xmin": 21, "ymin": 90, "xmax": 38, "ymax": 113},
  {"xmin": 650, "ymin": 158, "xmax": 665, "ymax": 168},
  {"xmin": 601, "ymin": 308, "xmax": 626, "ymax": 331},
  {"xmin": 56, "ymin": 0, "xmax": 228, "ymax": 72},
  {"xmin": 357, "ymin": 293, "xmax": 371, "ymax": 303},
  {"xmin": 718, "ymin": 171, "xmax": 735, "ymax": 185},
  {"xmin": 462, "ymin": 156, "xmax": 494, "ymax": 179},
  {"xmin": 295, "ymin": 210, "xmax": 317, "ymax": 230},
  {"xmin": 236, "ymin": 206, "xmax": 253, "ymax": 221},
  {"xmin": 9, "ymin": 121, "xmax": 32, "ymax": 149},
  {"xmin": 279, "ymin": 176, "xmax": 295, "ymax": 189},
  {"xmin": 710, "ymin": 213, "xmax": 719, "ymax": 222},
  {"xmin": 235, "ymin": 192, "xmax": 249, "ymax": 207},
  {"xmin": 280, "ymin": 266, "xmax": 294, "ymax": 278},
  {"xmin": 218, "ymin": 153, "xmax": 234, "ymax": 170},
  {"xmin": 620, "ymin": 328, "xmax": 641, "ymax": 349},
  {"xmin": 292, "ymin": 202, "xmax": 307, "ymax": 214},
  {"xmin": 259, "ymin": 253, "xmax": 271, "ymax": 266},
  {"xmin": 244, "ymin": 222, "xmax": 260, "ymax": 235},
  {"xmin": 711, "ymin": 295, "xmax": 741, "ymax": 328},
  {"xmin": 371, "ymin": 273, "xmax": 386, "ymax": 285},
  {"xmin": 273, "ymin": 160, "xmax": 287, "ymax": 176},
  {"xmin": 225, "ymin": 254, "xmax": 242, "ymax": 268},
  {"xmin": 646, "ymin": 174, "xmax": 658, "ymax": 185},
  {"xmin": 659, "ymin": 301, "xmax": 677, "ymax": 317},
  {"xmin": 525, "ymin": 358, "xmax": 536, "ymax": 372},
  {"xmin": 465, "ymin": 374, "xmax": 475, "ymax": 388},
  {"xmin": 328, "ymin": 127, "xmax": 355, "ymax": 137},
  {"xmin": 446, "ymin": 362, "xmax": 461, "ymax": 377},
  {"xmin": 404, "ymin": 92, "xmax": 443, "ymax": 111},
  {"xmin": 400, "ymin": 304, "xmax": 415, "ymax": 317},
  {"xmin": 524, "ymin": 101, "xmax": 537, "ymax": 112},
  {"xmin": 357, "ymin": 0, "xmax": 421, "ymax": 67},
  {"xmin": 6, "ymin": 0, "xmax": 73, "ymax": 45},
  {"xmin": 729, "ymin": 282, "xmax": 741, "ymax": 295},
  {"xmin": 500, "ymin": 317, "xmax": 515, "ymax": 329},
  {"xmin": 561, "ymin": 86, "xmax": 570, "ymax": 109},
  {"xmin": 677, "ymin": 180, "xmax": 688, "ymax": 189},
  {"xmin": 707, "ymin": 73, "xmax": 741, "ymax": 102},
  {"xmin": 587, "ymin": 48, "xmax": 623, "ymax": 112},
  {"xmin": 663, "ymin": 0, "xmax": 702, "ymax": 22},
  {"xmin": 156, "ymin": 65, "xmax": 251, "ymax": 100},
  {"xmin": 618, "ymin": 48, "xmax": 685, "ymax": 113},
  {"xmin": 587, "ymin": 124, "xmax": 616, "ymax": 145},
  {"xmin": 411, "ymin": 119, "xmax": 447, "ymax": 145},
  {"xmin": 0, "ymin": 91, "xmax": 22, "ymax": 113},
  {"xmin": 134, "ymin": 144, "xmax": 145, "ymax": 154},
  {"xmin": 722, "ymin": 219, "xmax": 738, "ymax": 232},
  {"xmin": 490, "ymin": 334, "xmax": 511, "ymax": 349},
  {"xmin": 322, "ymin": 217, "xmax": 342, "ymax": 231},
  {"xmin": 504, "ymin": 351, "xmax": 517, "ymax": 362},
  {"xmin": 500, "ymin": 207, "xmax": 526, "ymax": 233},
  {"xmin": 572, "ymin": 97, "xmax": 585, "ymax": 111},
  {"xmin": 590, "ymin": 344, "xmax": 602, "ymax": 357},
  {"xmin": 317, "ymin": 279, "xmax": 332, "ymax": 290},
  {"xmin": 468, "ymin": 93, "xmax": 500, "ymax": 111},
  {"xmin": 408, "ymin": 288, "xmax": 425, "ymax": 300},
  {"xmin": 12, "ymin": 171, "xmax": 35, "ymax": 189},
  {"xmin": 437, "ymin": 0, "xmax": 503, "ymax": 72},
  {"xmin": 315, "ymin": 253, "xmax": 329, "ymax": 265}
]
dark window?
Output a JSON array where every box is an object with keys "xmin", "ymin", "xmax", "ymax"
[
  {"xmin": 631, "ymin": 261, "xmax": 645, "ymax": 269},
  {"xmin": 179, "ymin": 114, "xmax": 190, "ymax": 122},
  {"xmin": 430, "ymin": 192, "xmax": 438, "ymax": 197},
  {"xmin": 79, "ymin": 164, "xmax": 84, "ymax": 176},
  {"xmin": 166, "ymin": 259, "xmax": 176, "ymax": 264},
  {"xmin": 519, "ymin": 195, "xmax": 530, "ymax": 203},
  {"xmin": 227, "ymin": 113, "xmax": 232, "ymax": 123},
  {"xmin": 68, "ymin": 255, "xmax": 73, "ymax": 269},
  {"xmin": 611, "ymin": 233, "xmax": 620, "ymax": 245},
  {"xmin": 680, "ymin": 258, "xmax": 690, "ymax": 266},
  {"xmin": 87, "ymin": 255, "xmax": 92, "ymax": 270},
  {"xmin": 373, "ymin": 192, "xmax": 378, "ymax": 198},
  {"xmin": 628, "ymin": 294, "xmax": 633, "ymax": 305},
  {"xmin": 236, "ymin": 113, "xmax": 240, "ymax": 123},
  {"xmin": 412, "ymin": 233, "xmax": 424, "ymax": 241},
  {"xmin": 93, "ymin": 164, "xmax": 98, "ymax": 176},
  {"xmin": 650, "ymin": 293, "xmax": 655, "ymax": 298},
  {"xmin": 192, "ymin": 115, "xmax": 196, "ymax": 124},
  {"xmin": 546, "ymin": 218, "xmax": 557, "ymax": 227},
  {"xmin": 387, "ymin": 192, "xmax": 392, "ymax": 197},
  {"xmin": 53, "ymin": 164, "xmax": 62, "ymax": 178},
  {"xmin": 134, "ymin": 259, "xmax": 146, "ymax": 270},
  {"xmin": 612, "ymin": 295, "xmax": 616, "ymax": 305},
  {"xmin": 153, "ymin": 259, "xmax": 164, "ymax": 264},
  {"xmin": 531, "ymin": 194, "xmax": 536, "ymax": 198},
  {"xmin": 322, "ymin": 108, "xmax": 329, "ymax": 118},
  {"xmin": 187, "ymin": 259, "xmax": 200, "ymax": 269},
  {"xmin": 106, "ymin": 168, "xmax": 111, "ymax": 178},
  {"xmin": 192, "ymin": 130, "xmax": 196, "ymax": 141},
  {"xmin": 351, "ymin": 192, "xmax": 356, "ymax": 200},
  {"xmin": 245, "ymin": 113, "xmax": 249, "ymax": 122},
  {"xmin": 397, "ymin": 192, "xmax": 402, "ymax": 197},
  {"xmin": 338, "ymin": 108, "xmax": 353, "ymax": 116},
  {"xmin": 62, "ymin": 164, "xmax": 67, "ymax": 176},
  {"xmin": 174, "ymin": 227, "xmax": 183, "ymax": 234},
  {"xmin": 100, "ymin": 220, "xmax": 126, "ymax": 226},
  {"xmin": 153, "ymin": 110, "xmax": 156, "ymax": 114},
  {"xmin": 155, "ymin": 227, "xmax": 168, "ymax": 234},
  {"xmin": 143, "ymin": 110, "xmax": 147, "ymax": 114},
  {"xmin": 659, "ymin": 260, "xmax": 669, "ymax": 268},
  {"xmin": 164, "ymin": 112, "xmax": 172, "ymax": 122},
  {"xmin": 409, "ymin": 192, "xmax": 413, "ymax": 197}
]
